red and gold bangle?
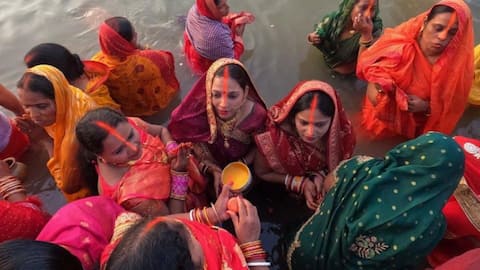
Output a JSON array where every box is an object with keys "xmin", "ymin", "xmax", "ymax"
[
  {"xmin": 240, "ymin": 240, "xmax": 268, "ymax": 262},
  {"xmin": 202, "ymin": 207, "xmax": 213, "ymax": 226}
]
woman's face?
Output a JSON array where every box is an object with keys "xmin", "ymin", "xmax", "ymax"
[
  {"xmin": 99, "ymin": 121, "xmax": 142, "ymax": 166},
  {"xmin": 294, "ymin": 108, "xmax": 332, "ymax": 145},
  {"xmin": 18, "ymin": 88, "xmax": 56, "ymax": 127},
  {"xmin": 216, "ymin": 0, "xmax": 230, "ymax": 17},
  {"xmin": 211, "ymin": 75, "xmax": 248, "ymax": 121},
  {"xmin": 350, "ymin": 0, "xmax": 376, "ymax": 20},
  {"xmin": 420, "ymin": 12, "xmax": 458, "ymax": 56}
]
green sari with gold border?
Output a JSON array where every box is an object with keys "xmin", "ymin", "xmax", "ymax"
[{"xmin": 288, "ymin": 132, "xmax": 464, "ymax": 269}]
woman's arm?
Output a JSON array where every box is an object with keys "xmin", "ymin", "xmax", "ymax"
[
  {"xmin": 0, "ymin": 84, "xmax": 24, "ymax": 116},
  {"xmin": 130, "ymin": 118, "xmax": 173, "ymax": 143},
  {"xmin": 253, "ymin": 150, "xmax": 285, "ymax": 184},
  {"xmin": 193, "ymin": 143, "xmax": 223, "ymax": 196},
  {"xmin": 366, "ymin": 82, "xmax": 383, "ymax": 106}
]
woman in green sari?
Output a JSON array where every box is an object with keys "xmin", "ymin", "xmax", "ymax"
[
  {"xmin": 307, "ymin": 0, "xmax": 383, "ymax": 75},
  {"xmin": 287, "ymin": 132, "xmax": 464, "ymax": 269}
]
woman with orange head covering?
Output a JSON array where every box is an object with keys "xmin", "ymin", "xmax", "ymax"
[
  {"xmin": 15, "ymin": 65, "xmax": 97, "ymax": 201},
  {"xmin": 92, "ymin": 16, "xmax": 179, "ymax": 116},
  {"xmin": 357, "ymin": 0, "xmax": 474, "ymax": 139}
]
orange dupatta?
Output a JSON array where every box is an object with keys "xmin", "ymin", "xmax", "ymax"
[
  {"xmin": 357, "ymin": 0, "xmax": 474, "ymax": 139},
  {"xmin": 92, "ymin": 23, "xmax": 179, "ymax": 117},
  {"xmin": 27, "ymin": 65, "xmax": 98, "ymax": 201},
  {"xmin": 83, "ymin": 60, "xmax": 121, "ymax": 110}
]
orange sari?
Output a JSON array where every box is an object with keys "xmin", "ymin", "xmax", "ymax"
[
  {"xmin": 27, "ymin": 65, "xmax": 98, "ymax": 201},
  {"xmin": 92, "ymin": 23, "xmax": 179, "ymax": 116},
  {"xmin": 356, "ymin": 0, "xmax": 474, "ymax": 139},
  {"xmin": 83, "ymin": 60, "xmax": 121, "ymax": 110},
  {"xmin": 98, "ymin": 119, "xmax": 207, "ymax": 216}
]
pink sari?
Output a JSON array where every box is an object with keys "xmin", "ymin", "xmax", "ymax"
[{"xmin": 36, "ymin": 196, "xmax": 125, "ymax": 270}]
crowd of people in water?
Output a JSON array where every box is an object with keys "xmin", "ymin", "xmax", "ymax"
[{"xmin": 0, "ymin": 0, "xmax": 480, "ymax": 269}]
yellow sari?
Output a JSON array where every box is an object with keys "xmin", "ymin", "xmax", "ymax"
[
  {"xmin": 92, "ymin": 22, "xmax": 179, "ymax": 116},
  {"xmin": 28, "ymin": 65, "xmax": 98, "ymax": 201},
  {"xmin": 469, "ymin": 45, "xmax": 480, "ymax": 105}
]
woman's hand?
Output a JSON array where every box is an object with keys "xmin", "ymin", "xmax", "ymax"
[
  {"xmin": 407, "ymin": 95, "xmax": 429, "ymax": 113},
  {"xmin": 303, "ymin": 180, "xmax": 320, "ymax": 210},
  {"xmin": 210, "ymin": 166, "xmax": 223, "ymax": 197},
  {"xmin": 227, "ymin": 196, "xmax": 261, "ymax": 244},
  {"xmin": 307, "ymin": 32, "xmax": 321, "ymax": 44},
  {"xmin": 0, "ymin": 160, "xmax": 12, "ymax": 178},
  {"xmin": 170, "ymin": 143, "xmax": 192, "ymax": 172},
  {"xmin": 235, "ymin": 24, "xmax": 246, "ymax": 36},
  {"xmin": 213, "ymin": 184, "xmax": 232, "ymax": 222},
  {"xmin": 14, "ymin": 115, "xmax": 50, "ymax": 141},
  {"xmin": 353, "ymin": 12, "xmax": 373, "ymax": 38}
]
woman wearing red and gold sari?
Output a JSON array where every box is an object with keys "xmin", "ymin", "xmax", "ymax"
[
  {"xmin": 184, "ymin": 0, "xmax": 255, "ymax": 74},
  {"xmin": 92, "ymin": 17, "xmax": 179, "ymax": 116},
  {"xmin": 428, "ymin": 136, "xmax": 480, "ymax": 267},
  {"xmin": 16, "ymin": 65, "xmax": 98, "ymax": 201},
  {"xmin": 103, "ymin": 187, "xmax": 269, "ymax": 270},
  {"xmin": 254, "ymin": 80, "xmax": 355, "ymax": 210},
  {"xmin": 357, "ymin": 0, "xmax": 474, "ymax": 139},
  {"xmin": 168, "ymin": 58, "xmax": 267, "ymax": 196},
  {"xmin": 76, "ymin": 108, "xmax": 207, "ymax": 217},
  {"xmin": 24, "ymin": 43, "xmax": 120, "ymax": 110}
]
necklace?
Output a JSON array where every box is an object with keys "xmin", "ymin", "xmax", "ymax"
[
  {"xmin": 349, "ymin": 29, "xmax": 356, "ymax": 35},
  {"xmin": 218, "ymin": 114, "xmax": 238, "ymax": 148}
]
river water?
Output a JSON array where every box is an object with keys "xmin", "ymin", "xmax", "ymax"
[{"xmin": 1, "ymin": 0, "xmax": 479, "ymax": 268}]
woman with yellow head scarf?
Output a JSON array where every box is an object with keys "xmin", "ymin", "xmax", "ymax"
[
  {"xmin": 469, "ymin": 45, "xmax": 480, "ymax": 105},
  {"xmin": 16, "ymin": 64, "xmax": 97, "ymax": 201}
]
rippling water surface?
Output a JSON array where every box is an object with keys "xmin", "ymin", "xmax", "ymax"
[{"xmin": 0, "ymin": 0, "xmax": 478, "ymax": 268}]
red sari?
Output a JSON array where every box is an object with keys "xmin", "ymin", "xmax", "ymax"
[
  {"xmin": 0, "ymin": 197, "xmax": 49, "ymax": 243},
  {"xmin": 168, "ymin": 58, "xmax": 267, "ymax": 168},
  {"xmin": 255, "ymin": 80, "xmax": 355, "ymax": 175},
  {"xmin": 356, "ymin": 0, "xmax": 474, "ymax": 139},
  {"xmin": 184, "ymin": 0, "xmax": 254, "ymax": 74},
  {"xmin": 428, "ymin": 136, "xmax": 480, "ymax": 267},
  {"xmin": 101, "ymin": 217, "xmax": 248, "ymax": 270},
  {"xmin": 92, "ymin": 22, "xmax": 179, "ymax": 116},
  {"xmin": 98, "ymin": 119, "xmax": 207, "ymax": 216},
  {"xmin": 180, "ymin": 218, "xmax": 248, "ymax": 269}
]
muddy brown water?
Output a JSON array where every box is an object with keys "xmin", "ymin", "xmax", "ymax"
[{"xmin": 1, "ymin": 0, "xmax": 479, "ymax": 268}]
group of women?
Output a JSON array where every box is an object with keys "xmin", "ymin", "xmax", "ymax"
[{"xmin": 0, "ymin": 0, "xmax": 479, "ymax": 269}]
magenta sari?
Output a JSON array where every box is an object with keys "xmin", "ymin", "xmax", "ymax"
[
  {"xmin": 168, "ymin": 58, "xmax": 266, "ymax": 167},
  {"xmin": 36, "ymin": 196, "xmax": 125, "ymax": 270}
]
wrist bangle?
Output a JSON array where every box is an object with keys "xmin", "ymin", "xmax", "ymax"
[
  {"xmin": 247, "ymin": 261, "xmax": 272, "ymax": 267},
  {"xmin": 359, "ymin": 38, "xmax": 373, "ymax": 47},
  {"xmin": 210, "ymin": 203, "xmax": 221, "ymax": 225},
  {"xmin": 166, "ymin": 141, "xmax": 179, "ymax": 155},
  {"xmin": 170, "ymin": 170, "xmax": 189, "ymax": 200},
  {"xmin": 189, "ymin": 209, "xmax": 194, "ymax": 221}
]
